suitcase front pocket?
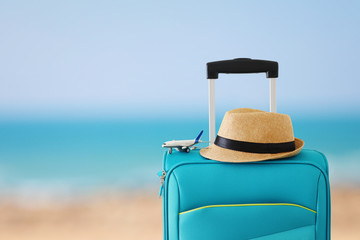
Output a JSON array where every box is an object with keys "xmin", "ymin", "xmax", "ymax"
[{"xmin": 179, "ymin": 203, "xmax": 316, "ymax": 240}]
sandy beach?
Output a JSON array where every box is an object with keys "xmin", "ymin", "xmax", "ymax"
[{"xmin": 0, "ymin": 188, "xmax": 358, "ymax": 240}]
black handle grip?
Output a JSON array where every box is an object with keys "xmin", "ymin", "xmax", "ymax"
[{"xmin": 207, "ymin": 58, "xmax": 278, "ymax": 79}]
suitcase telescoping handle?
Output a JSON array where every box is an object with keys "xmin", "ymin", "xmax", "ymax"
[{"xmin": 207, "ymin": 58, "xmax": 279, "ymax": 144}]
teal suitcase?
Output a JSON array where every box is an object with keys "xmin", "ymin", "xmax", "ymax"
[
  {"xmin": 160, "ymin": 149, "xmax": 330, "ymax": 240},
  {"xmin": 159, "ymin": 59, "xmax": 331, "ymax": 240}
]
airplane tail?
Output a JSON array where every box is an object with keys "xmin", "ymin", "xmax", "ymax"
[{"xmin": 195, "ymin": 130, "xmax": 203, "ymax": 143}]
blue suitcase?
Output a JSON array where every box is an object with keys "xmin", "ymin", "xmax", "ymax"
[{"xmin": 159, "ymin": 59, "xmax": 331, "ymax": 240}]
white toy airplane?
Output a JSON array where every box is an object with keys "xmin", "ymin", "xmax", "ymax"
[{"xmin": 162, "ymin": 130, "xmax": 206, "ymax": 154}]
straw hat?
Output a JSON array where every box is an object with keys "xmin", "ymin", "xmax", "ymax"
[{"xmin": 200, "ymin": 108, "xmax": 304, "ymax": 163}]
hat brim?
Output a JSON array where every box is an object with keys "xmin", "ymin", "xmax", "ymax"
[{"xmin": 200, "ymin": 138, "xmax": 304, "ymax": 163}]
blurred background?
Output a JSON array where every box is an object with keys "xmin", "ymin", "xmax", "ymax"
[{"xmin": 0, "ymin": 0, "xmax": 359, "ymax": 239}]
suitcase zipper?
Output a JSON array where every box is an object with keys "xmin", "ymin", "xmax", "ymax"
[{"xmin": 157, "ymin": 170, "xmax": 166, "ymax": 197}]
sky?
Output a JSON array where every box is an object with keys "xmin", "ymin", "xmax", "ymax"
[{"xmin": 0, "ymin": 0, "xmax": 359, "ymax": 119}]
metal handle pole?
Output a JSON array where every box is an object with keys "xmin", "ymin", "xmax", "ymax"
[
  {"xmin": 270, "ymin": 78, "xmax": 276, "ymax": 113},
  {"xmin": 209, "ymin": 79, "xmax": 216, "ymax": 144}
]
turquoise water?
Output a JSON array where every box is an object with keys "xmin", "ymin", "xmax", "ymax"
[{"xmin": 0, "ymin": 116, "xmax": 359, "ymax": 200}]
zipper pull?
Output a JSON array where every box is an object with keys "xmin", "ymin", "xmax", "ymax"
[{"xmin": 157, "ymin": 170, "xmax": 166, "ymax": 197}]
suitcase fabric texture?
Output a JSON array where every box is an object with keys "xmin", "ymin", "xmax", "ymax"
[{"xmin": 159, "ymin": 59, "xmax": 331, "ymax": 240}]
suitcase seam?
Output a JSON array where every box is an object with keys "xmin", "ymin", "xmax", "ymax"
[
  {"xmin": 315, "ymin": 172, "xmax": 322, "ymax": 239},
  {"xmin": 244, "ymin": 224, "xmax": 316, "ymax": 240},
  {"xmin": 172, "ymin": 171, "xmax": 181, "ymax": 240},
  {"xmin": 312, "ymin": 150, "xmax": 329, "ymax": 175}
]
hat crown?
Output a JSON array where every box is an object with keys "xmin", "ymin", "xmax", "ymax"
[{"xmin": 218, "ymin": 108, "xmax": 294, "ymax": 143}]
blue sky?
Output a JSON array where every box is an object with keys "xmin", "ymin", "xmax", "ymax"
[{"xmin": 0, "ymin": 0, "xmax": 359, "ymax": 119}]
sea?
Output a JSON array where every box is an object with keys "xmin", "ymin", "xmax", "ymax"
[{"xmin": 0, "ymin": 115, "xmax": 359, "ymax": 204}]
